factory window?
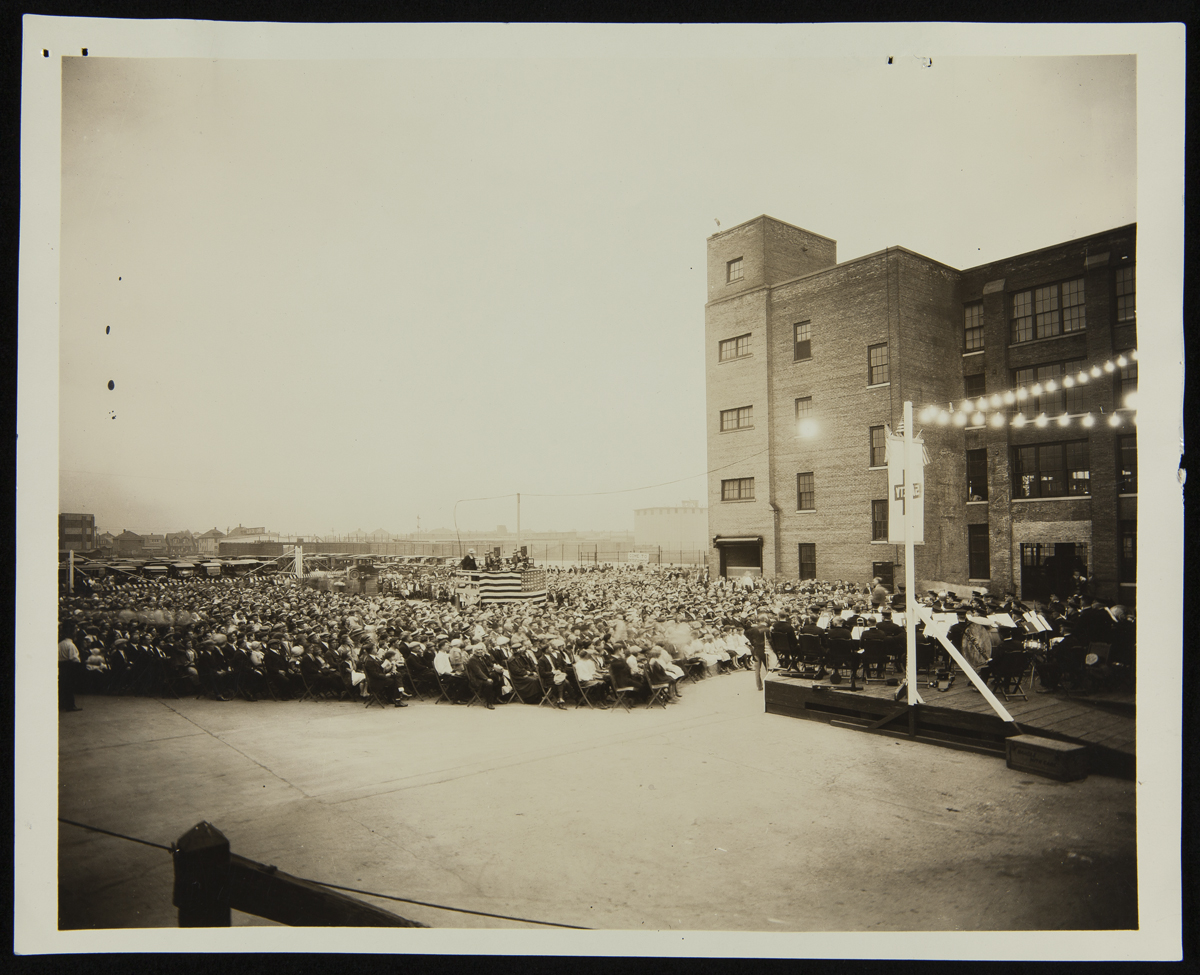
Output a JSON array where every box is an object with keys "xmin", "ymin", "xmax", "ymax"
[
  {"xmin": 794, "ymin": 321, "xmax": 812, "ymax": 361},
  {"xmin": 798, "ymin": 543, "xmax": 816, "ymax": 581},
  {"xmin": 1012, "ymin": 440, "xmax": 1090, "ymax": 499},
  {"xmin": 718, "ymin": 333, "xmax": 752, "ymax": 361},
  {"xmin": 968, "ymin": 523, "xmax": 991, "ymax": 579},
  {"xmin": 871, "ymin": 500, "xmax": 888, "ymax": 541},
  {"xmin": 795, "ymin": 396, "xmax": 812, "ymax": 419},
  {"xmin": 869, "ymin": 425, "xmax": 887, "ymax": 468},
  {"xmin": 966, "ymin": 448, "xmax": 988, "ymax": 501},
  {"xmin": 1117, "ymin": 353, "xmax": 1137, "ymax": 410},
  {"xmin": 1012, "ymin": 359, "xmax": 1086, "ymax": 415},
  {"xmin": 1115, "ymin": 265, "xmax": 1135, "ymax": 322},
  {"xmin": 1118, "ymin": 435, "xmax": 1137, "ymax": 494},
  {"xmin": 719, "ymin": 406, "xmax": 753, "ymax": 432},
  {"xmin": 1010, "ymin": 279, "xmax": 1086, "ymax": 343},
  {"xmin": 796, "ymin": 472, "xmax": 815, "ymax": 511},
  {"xmin": 964, "ymin": 373, "xmax": 986, "ymax": 401},
  {"xmin": 964, "ymin": 302, "xmax": 984, "ymax": 351},
  {"xmin": 1118, "ymin": 519, "xmax": 1136, "ymax": 584},
  {"xmin": 868, "ymin": 343, "xmax": 890, "ymax": 385},
  {"xmin": 721, "ymin": 477, "xmax": 755, "ymax": 501},
  {"xmin": 727, "ymin": 257, "xmax": 744, "ymax": 283}
]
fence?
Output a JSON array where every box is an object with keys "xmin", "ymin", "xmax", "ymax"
[{"xmin": 219, "ymin": 539, "xmax": 709, "ymax": 566}]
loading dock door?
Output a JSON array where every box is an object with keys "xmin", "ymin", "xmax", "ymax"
[{"xmin": 715, "ymin": 536, "xmax": 763, "ymax": 578}]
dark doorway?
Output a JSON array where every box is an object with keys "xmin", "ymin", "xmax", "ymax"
[
  {"xmin": 719, "ymin": 542, "xmax": 762, "ymax": 578},
  {"xmin": 872, "ymin": 561, "xmax": 894, "ymax": 591},
  {"xmin": 1020, "ymin": 542, "xmax": 1088, "ymax": 602}
]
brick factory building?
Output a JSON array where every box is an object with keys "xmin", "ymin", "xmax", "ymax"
[{"xmin": 705, "ymin": 215, "xmax": 1136, "ymax": 605}]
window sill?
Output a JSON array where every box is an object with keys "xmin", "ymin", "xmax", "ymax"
[
  {"xmin": 1118, "ymin": 582, "xmax": 1137, "ymax": 587},
  {"xmin": 966, "ymin": 500, "xmax": 988, "ymax": 505},
  {"xmin": 718, "ymin": 354, "xmax": 754, "ymax": 364},
  {"xmin": 870, "ymin": 539, "xmax": 891, "ymax": 544},
  {"xmin": 963, "ymin": 350, "xmax": 985, "ymax": 357},
  {"xmin": 719, "ymin": 427, "xmax": 754, "ymax": 434},
  {"xmin": 793, "ymin": 356, "xmax": 812, "ymax": 364},
  {"xmin": 868, "ymin": 465, "xmax": 887, "ymax": 472},
  {"xmin": 721, "ymin": 498, "xmax": 756, "ymax": 503},
  {"xmin": 967, "ymin": 577, "xmax": 992, "ymax": 583},
  {"xmin": 1010, "ymin": 495, "xmax": 1090, "ymax": 503},
  {"xmin": 795, "ymin": 508, "xmax": 817, "ymax": 514},
  {"xmin": 866, "ymin": 381, "xmax": 891, "ymax": 390},
  {"xmin": 1008, "ymin": 331, "xmax": 1087, "ymax": 350}
]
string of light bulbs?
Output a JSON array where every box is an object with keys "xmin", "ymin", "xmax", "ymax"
[{"xmin": 914, "ymin": 349, "xmax": 1138, "ymax": 431}]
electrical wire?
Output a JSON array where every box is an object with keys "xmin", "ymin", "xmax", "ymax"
[{"xmin": 57, "ymin": 817, "xmax": 590, "ymax": 929}]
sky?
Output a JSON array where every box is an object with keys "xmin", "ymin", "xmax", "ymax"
[{"xmin": 58, "ymin": 54, "xmax": 1136, "ymax": 537}]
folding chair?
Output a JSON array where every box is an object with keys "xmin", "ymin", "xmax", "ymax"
[
  {"xmin": 536, "ymin": 670, "xmax": 560, "ymax": 708},
  {"xmin": 987, "ymin": 650, "xmax": 1032, "ymax": 702},
  {"xmin": 860, "ymin": 636, "xmax": 890, "ymax": 683},
  {"xmin": 645, "ymin": 674, "xmax": 672, "ymax": 709},
  {"xmin": 608, "ymin": 673, "xmax": 636, "ymax": 712},
  {"xmin": 569, "ymin": 666, "xmax": 606, "ymax": 709},
  {"xmin": 431, "ymin": 668, "xmax": 459, "ymax": 705},
  {"xmin": 464, "ymin": 677, "xmax": 487, "ymax": 708},
  {"xmin": 363, "ymin": 671, "xmax": 391, "ymax": 709}
]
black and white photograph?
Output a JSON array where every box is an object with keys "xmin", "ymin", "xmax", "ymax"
[{"xmin": 16, "ymin": 18, "xmax": 1185, "ymax": 959}]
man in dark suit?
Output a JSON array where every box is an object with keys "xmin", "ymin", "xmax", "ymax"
[{"xmin": 465, "ymin": 645, "xmax": 499, "ymax": 708}]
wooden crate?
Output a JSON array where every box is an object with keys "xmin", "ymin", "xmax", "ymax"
[{"xmin": 1005, "ymin": 734, "xmax": 1089, "ymax": 781}]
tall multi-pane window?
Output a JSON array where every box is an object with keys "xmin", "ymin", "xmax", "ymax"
[
  {"xmin": 721, "ymin": 477, "xmax": 754, "ymax": 501},
  {"xmin": 964, "ymin": 373, "xmax": 986, "ymax": 401},
  {"xmin": 968, "ymin": 523, "xmax": 991, "ymax": 579},
  {"xmin": 1119, "ymin": 520, "xmax": 1137, "ymax": 584},
  {"xmin": 796, "ymin": 472, "xmax": 815, "ymax": 511},
  {"xmin": 868, "ymin": 343, "xmax": 890, "ymax": 385},
  {"xmin": 797, "ymin": 543, "xmax": 816, "ymax": 581},
  {"xmin": 1115, "ymin": 265, "xmax": 1136, "ymax": 322},
  {"xmin": 1011, "ymin": 279, "xmax": 1086, "ymax": 342},
  {"xmin": 869, "ymin": 425, "xmax": 887, "ymax": 467},
  {"xmin": 795, "ymin": 396, "xmax": 812, "ymax": 419},
  {"xmin": 718, "ymin": 333, "xmax": 752, "ymax": 361},
  {"xmin": 794, "ymin": 321, "xmax": 812, "ymax": 361},
  {"xmin": 727, "ymin": 257, "xmax": 744, "ymax": 283},
  {"xmin": 871, "ymin": 500, "xmax": 888, "ymax": 541},
  {"xmin": 1118, "ymin": 353, "xmax": 1138, "ymax": 410},
  {"xmin": 1118, "ymin": 435, "xmax": 1137, "ymax": 493},
  {"xmin": 964, "ymin": 303, "xmax": 984, "ymax": 351},
  {"xmin": 966, "ymin": 448, "xmax": 988, "ymax": 501},
  {"xmin": 1013, "ymin": 359, "xmax": 1086, "ymax": 414},
  {"xmin": 719, "ymin": 406, "xmax": 753, "ymax": 431},
  {"xmin": 1012, "ymin": 441, "xmax": 1090, "ymax": 499}
]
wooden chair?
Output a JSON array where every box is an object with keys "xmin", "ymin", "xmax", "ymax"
[
  {"xmin": 570, "ymin": 665, "xmax": 607, "ymax": 709},
  {"xmin": 608, "ymin": 673, "xmax": 636, "ymax": 712},
  {"xmin": 645, "ymin": 670, "xmax": 672, "ymax": 709}
]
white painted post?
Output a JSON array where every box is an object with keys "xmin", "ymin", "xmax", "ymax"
[
  {"xmin": 68, "ymin": 548, "xmax": 74, "ymax": 594},
  {"xmin": 294, "ymin": 544, "xmax": 303, "ymax": 577},
  {"xmin": 904, "ymin": 402, "xmax": 917, "ymax": 708}
]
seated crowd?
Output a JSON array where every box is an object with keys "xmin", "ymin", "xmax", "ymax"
[{"xmin": 57, "ymin": 566, "xmax": 1135, "ymax": 711}]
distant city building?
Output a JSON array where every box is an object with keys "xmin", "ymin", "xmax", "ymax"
[
  {"xmin": 196, "ymin": 528, "xmax": 225, "ymax": 556},
  {"xmin": 166, "ymin": 530, "xmax": 198, "ymax": 557},
  {"xmin": 96, "ymin": 532, "xmax": 115, "ymax": 553},
  {"xmin": 114, "ymin": 530, "xmax": 144, "ymax": 557},
  {"xmin": 634, "ymin": 502, "xmax": 709, "ymax": 553},
  {"xmin": 59, "ymin": 512, "xmax": 95, "ymax": 552}
]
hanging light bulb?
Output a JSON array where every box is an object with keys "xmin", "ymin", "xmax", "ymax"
[
  {"xmin": 971, "ymin": 411, "xmax": 985, "ymax": 426},
  {"xmin": 1012, "ymin": 413, "xmax": 1026, "ymax": 428},
  {"xmin": 1035, "ymin": 413, "xmax": 1049, "ymax": 428},
  {"xmin": 974, "ymin": 398, "xmax": 987, "ymax": 412},
  {"xmin": 1076, "ymin": 371, "xmax": 1089, "ymax": 384},
  {"xmin": 1062, "ymin": 375, "xmax": 1075, "ymax": 388},
  {"xmin": 989, "ymin": 394, "xmax": 1002, "ymax": 409},
  {"xmin": 960, "ymin": 400, "xmax": 975, "ymax": 413},
  {"xmin": 1131, "ymin": 349, "xmax": 1138, "ymax": 361},
  {"xmin": 1081, "ymin": 413, "xmax": 1095, "ymax": 428},
  {"xmin": 1108, "ymin": 413, "xmax": 1123, "ymax": 427},
  {"xmin": 1003, "ymin": 390, "xmax": 1016, "ymax": 405},
  {"xmin": 918, "ymin": 405, "xmax": 934, "ymax": 423},
  {"xmin": 1124, "ymin": 390, "xmax": 1138, "ymax": 409},
  {"xmin": 1016, "ymin": 387, "xmax": 1029, "ymax": 402},
  {"xmin": 990, "ymin": 412, "xmax": 1006, "ymax": 428},
  {"xmin": 1031, "ymin": 383, "xmax": 1043, "ymax": 396},
  {"xmin": 1091, "ymin": 365, "xmax": 1102, "ymax": 378},
  {"xmin": 937, "ymin": 409, "xmax": 950, "ymax": 425},
  {"xmin": 1132, "ymin": 412, "xmax": 1138, "ymax": 426},
  {"xmin": 1057, "ymin": 412, "xmax": 1071, "ymax": 427},
  {"xmin": 1104, "ymin": 360, "xmax": 1115, "ymax": 373},
  {"xmin": 1044, "ymin": 379, "xmax": 1058, "ymax": 392},
  {"xmin": 1116, "ymin": 355, "xmax": 1128, "ymax": 368},
  {"xmin": 953, "ymin": 412, "xmax": 968, "ymax": 427}
]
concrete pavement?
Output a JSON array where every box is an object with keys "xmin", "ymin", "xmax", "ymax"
[{"xmin": 58, "ymin": 668, "xmax": 1136, "ymax": 931}]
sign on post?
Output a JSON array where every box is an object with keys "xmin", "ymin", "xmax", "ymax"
[{"xmin": 887, "ymin": 428, "xmax": 926, "ymax": 544}]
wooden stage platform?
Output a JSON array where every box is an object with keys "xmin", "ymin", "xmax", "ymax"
[{"xmin": 764, "ymin": 670, "xmax": 1135, "ymax": 779}]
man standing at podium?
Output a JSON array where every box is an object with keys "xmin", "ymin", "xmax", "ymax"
[{"xmin": 460, "ymin": 549, "xmax": 478, "ymax": 570}]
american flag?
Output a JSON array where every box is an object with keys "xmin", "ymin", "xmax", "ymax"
[{"xmin": 473, "ymin": 569, "xmax": 547, "ymax": 604}]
